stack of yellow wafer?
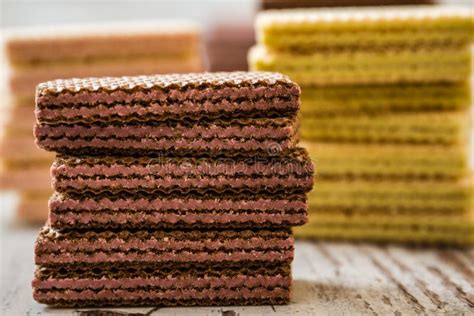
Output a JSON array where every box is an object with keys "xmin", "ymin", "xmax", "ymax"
[
  {"xmin": 249, "ymin": 5, "xmax": 473, "ymax": 245},
  {"xmin": 1, "ymin": 21, "xmax": 204, "ymax": 223}
]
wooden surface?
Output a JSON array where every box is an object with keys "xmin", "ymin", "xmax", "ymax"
[{"xmin": 0, "ymin": 193, "xmax": 473, "ymax": 315}]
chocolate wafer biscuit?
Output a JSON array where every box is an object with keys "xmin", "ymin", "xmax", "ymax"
[
  {"xmin": 33, "ymin": 226, "xmax": 293, "ymax": 306},
  {"xmin": 34, "ymin": 72, "xmax": 300, "ymax": 156},
  {"xmin": 51, "ymin": 147, "xmax": 313, "ymax": 194},
  {"xmin": 48, "ymin": 192, "xmax": 308, "ymax": 230},
  {"xmin": 47, "ymin": 148, "xmax": 312, "ymax": 229},
  {"xmin": 35, "ymin": 227, "xmax": 294, "ymax": 267},
  {"xmin": 35, "ymin": 117, "xmax": 298, "ymax": 156},
  {"xmin": 35, "ymin": 72, "xmax": 299, "ymax": 123}
]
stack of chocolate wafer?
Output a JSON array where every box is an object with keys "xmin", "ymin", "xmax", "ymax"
[
  {"xmin": 1, "ymin": 21, "xmax": 204, "ymax": 223},
  {"xmin": 250, "ymin": 6, "xmax": 473, "ymax": 245},
  {"xmin": 32, "ymin": 72, "xmax": 314, "ymax": 306}
]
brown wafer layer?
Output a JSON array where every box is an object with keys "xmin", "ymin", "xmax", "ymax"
[
  {"xmin": 33, "ymin": 291, "xmax": 289, "ymax": 307},
  {"xmin": 36, "ymin": 261, "xmax": 291, "ymax": 280},
  {"xmin": 51, "ymin": 147, "xmax": 313, "ymax": 195},
  {"xmin": 35, "ymin": 73, "xmax": 300, "ymax": 155},
  {"xmin": 35, "ymin": 72, "xmax": 298, "ymax": 105},
  {"xmin": 35, "ymin": 227, "xmax": 294, "ymax": 266},
  {"xmin": 33, "ymin": 259, "xmax": 292, "ymax": 306},
  {"xmin": 32, "ymin": 274, "xmax": 292, "ymax": 306},
  {"xmin": 36, "ymin": 88, "xmax": 298, "ymax": 123},
  {"xmin": 48, "ymin": 192, "xmax": 308, "ymax": 229},
  {"xmin": 33, "ymin": 274, "xmax": 291, "ymax": 291},
  {"xmin": 34, "ymin": 117, "xmax": 298, "ymax": 156}
]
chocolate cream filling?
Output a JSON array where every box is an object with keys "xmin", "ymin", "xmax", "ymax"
[
  {"xmin": 36, "ymin": 98, "xmax": 298, "ymax": 123},
  {"xmin": 36, "ymin": 236, "xmax": 293, "ymax": 253},
  {"xmin": 36, "ymin": 85, "xmax": 300, "ymax": 107},
  {"xmin": 35, "ymin": 249, "xmax": 294, "ymax": 264},
  {"xmin": 52, "ymin": 175, "xmax": 313, "ymax": 192},
  {"xmin": 32, "ymin": 274, "xmax": 291, "ymax": 290},
  {"xmin": 52, "ymin": 158, "xmax": 312, "ymax": 178},
  {"xmin": 33, "ymin": 287, "xmax": 290, "ymax": 303},
  {"xmin": 49, "ymin": 195, "xmax": 307, "ymax": 212},
  {"xmin": 49, "ymin": 212, "xmax": 308, "ymax": 228},
  {"xmin": 35, "ymin": 123, "xmax": 295, "ymax": 139},
  {"xmin": 36, "ymin": 137, "xmax": 297, "ymax": 152}
]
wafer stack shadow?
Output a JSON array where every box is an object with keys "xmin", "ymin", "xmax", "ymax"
[
  {"xmin": 32, "ymin": 72, "xmax": 314, "ymax": 307},
  {"xmin": 250, "ymin": 5, "xmax": 474, "ymax": 245},
  {"xmin": 1, "ymin": 21, "xmax": 205, "ymax": 223}
]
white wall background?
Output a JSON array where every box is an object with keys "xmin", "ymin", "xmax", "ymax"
[{"xmin": 0, "ymin": 0, "xmax": 256, "ymax": 30}]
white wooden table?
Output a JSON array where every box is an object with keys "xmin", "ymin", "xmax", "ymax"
[{"xmin": 1, "ymin": 193, "xmax": 473, "ymax": 316}]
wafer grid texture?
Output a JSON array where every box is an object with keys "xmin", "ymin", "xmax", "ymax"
[
  {"xmin": 250, "ymin": 6, "xmax": 473, "ymax": 87},
  {"xmin": 34, "ymin": 72, "xmax": 301, "ymax": 156},
  {"xmin": 303, "ymin": 142, "xmax": 469, "ymax": 179},
  {"xmin": 34, "ymin": 227, "xmax": 295, "ymax": 306},
  {"xmin": 249, "ymin": 45, "xmax": 472, "ymax": 86},
  {"xmin": 300, "ymin": 111, "xmax": 470, "ymax": 145},
  {"xmin": 255, "ymin": 6, "xmax": 473, "ymax": 52},
  {"xmin": 3, "ymin": 22, "xmax": 205, "ymax": 223},
  {"xmin": 250, "ymin": 5, "xmax": 474, "ymax": 245},
  {"xmin": 32, "ymin": 71, "xmax": 314, "ymax": 307},
  {"xmin": 299, "ymin": 83, "xmax": 471, "ymax": 115},
  {"xmin": 297, "ymin": 177, "xmax": 474, "ymax": 245}
]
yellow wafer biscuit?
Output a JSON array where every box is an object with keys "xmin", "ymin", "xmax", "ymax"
[
  {"xmin": 300, "ymin": 111, "xmax": 470, "ymax": 145},
  {"xmin": 303, "ymin": 142, "xmax": 468, "ymax": 179},
  {"xmin": 256, "ymin": 6, "xmax": 473, "ymax": 52},
  {"xmin": 300, "ymin": 82, "xmax": 471, "ymax": 115},
  {"xmin": 308, "ymin": 177, "xmax": 473, "ymax": 213},
  {"xmin": 249, "ymin": 45, "xmax": 471, "ymax": 85},
  {"xmin": 16, "ymin": 190, "xmax": 52, "ymax": 224},
  {"xmin": 294, "ymin": 221, "xmax": 474, "ymax": 245}
]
